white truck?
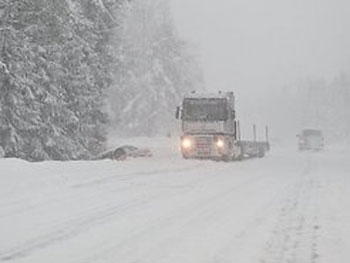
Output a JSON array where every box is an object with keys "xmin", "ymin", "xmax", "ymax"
[{"xmin": 175, "ymin": 91, "xmax": 270, "ymax": 161}]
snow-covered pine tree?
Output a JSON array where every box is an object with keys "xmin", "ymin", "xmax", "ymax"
[
  {"xmin": 111, "ymin": 0, "xmax": 203, "ymax": 136},
  {"xmin": 326, "ymin": 72, "xmax": 350, "ymax": 140},
  {"xmin": 0, "ymin": 0, "xmax": 124, "ymax": 161},
  {"xmin": 71, "ymin": 0, "xmax": 124, "ymax": 157},
  {"xmin": 0, "ymin": 0, "xmax": 50, "ymax": 160},
  {"xmin": 270, "ymin": 71, "xmax": 350, "ymax": 142}
]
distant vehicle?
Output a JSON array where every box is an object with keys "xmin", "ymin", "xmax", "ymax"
[
  {"xmin": 175, "ymin": 91, "xmax": 270, "ymax": 161},
  {"xmin": 97, "ymin": 145, "xmax": 152, "ymax": 160},
  {"xmin": 297, "ymin": 129, "xmax": 324, "ymax": 151}
]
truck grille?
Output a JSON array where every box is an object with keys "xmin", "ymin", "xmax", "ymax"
[
  {"xmin": 195, "ymin": 137, "xmax": 212, "ymax": 156},
  {"xmin": 195, "ymin": 136, "xmax": 212, "ymax": 147}
]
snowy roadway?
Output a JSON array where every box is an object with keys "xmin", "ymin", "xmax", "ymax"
[{"xmin": 0, "ymin": 138, "xmax": 349, "ymax": 263}]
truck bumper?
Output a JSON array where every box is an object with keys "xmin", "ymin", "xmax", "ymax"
[{"xmin": 180, "ymin": 135, "xmax": 233, "ymax": 160}]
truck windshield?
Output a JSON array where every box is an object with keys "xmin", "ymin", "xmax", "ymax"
[{"xmin": 182, "ymin": 98, "xmax": 228, "ymax": 121}]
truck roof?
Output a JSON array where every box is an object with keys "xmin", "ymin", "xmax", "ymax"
[
  {"xmin": 301, "ymin": 129, "xmax": 323, "ymax": 136},
  {"xmin": 184, "ymin": 91, "xmax": 234, "ymax": 100}
]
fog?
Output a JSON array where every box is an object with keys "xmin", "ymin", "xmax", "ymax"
[{"xmin": 170, "ymin": 0, "xmax": 350, "ymax": 142}]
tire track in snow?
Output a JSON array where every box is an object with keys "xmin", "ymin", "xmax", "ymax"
[
  {"xmin": 0, "ymin": 161, "xmax": 248, "ymax": 262},
  {"xmin": 259, "ymin": 158, "xmax": 322, "ymax": 263},
  {"xmin": 0, "ymin": 162, "xmax": 203, "ymax": 219},
  {"xmin": 80, "ymin": 163, "xmax": 284, "ymax": 263}
]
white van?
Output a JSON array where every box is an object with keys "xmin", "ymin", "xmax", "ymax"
[{"xmin": 298, "ymin": 129, "xmax": 324, "ymax": 151}]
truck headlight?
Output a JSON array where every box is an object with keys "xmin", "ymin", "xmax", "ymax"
[
  {"xmin": 216, "ymin": 139, "xmax": 224, "ymax": 148},
  {"xmin": 182, "ymin": 138, "xmax": 192, "ymax": 149}
]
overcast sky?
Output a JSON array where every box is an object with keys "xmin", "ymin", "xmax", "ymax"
[{"xmin": 170, "ymin": 0, "xmax": 350, "ymax": 98}]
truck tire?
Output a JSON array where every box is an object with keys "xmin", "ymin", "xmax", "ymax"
[
  {"xmin": 233, "ymin": 145, "xmax": 244, "ymax": 161},
  {"xmin": 222, "ymin": 155, "xmax": 231, "ymax": 162}
]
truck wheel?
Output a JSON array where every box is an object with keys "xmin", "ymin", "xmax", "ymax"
[
  {"xmin": 233, "ymin": 146, "xmax": 244, "ymax": 161},
  {"xmin": 222, "ymin": 155, "xmax": 231, "ymax": 162}
]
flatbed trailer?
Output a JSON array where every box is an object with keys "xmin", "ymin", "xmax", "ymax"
[{"xmin": 238, "ymin": 141, "xmax": 270, "ymax": 159}]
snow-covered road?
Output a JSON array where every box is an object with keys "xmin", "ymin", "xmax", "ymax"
[{"xmin": 1, "ymin": 139, "xmax": 349, "ymax": 263}]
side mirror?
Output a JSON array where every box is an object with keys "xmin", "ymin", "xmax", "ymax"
[
  {"xmin": 175, "ymin": 106, "xmax": 180, "ymax": 119},
  {"xmin": 231, "ymin": 110, "xmax": 236, "ymax": 119}
]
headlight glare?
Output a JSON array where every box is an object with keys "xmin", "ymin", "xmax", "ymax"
[
  {"xmin": 216, "ymin": 139, "xmax": 224, "ymax": 148},
  {"xmin": 182, "ymin": 138, "xmax": 192, "ymax": 149}
]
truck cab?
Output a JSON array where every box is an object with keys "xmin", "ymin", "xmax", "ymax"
[{"xmin": 176, "ymin": 91, "xmax": 240, "ymax": 160}]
